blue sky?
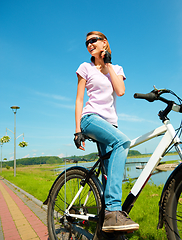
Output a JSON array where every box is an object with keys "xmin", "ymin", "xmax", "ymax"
[{"xmin": 0, "ymin": 0, "xmax": 182, "ymax": 161}]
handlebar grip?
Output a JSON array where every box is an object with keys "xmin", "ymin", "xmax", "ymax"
[{"xmin": 134, "ymin": 92, "xmax": 158, "ymax": 102}]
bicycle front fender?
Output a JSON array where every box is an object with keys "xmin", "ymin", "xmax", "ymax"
[
  {"xmin": 158, "ymin": 162, "xmax": 182, "ymax": 229},
  {"xmin": 43, "ymin": 166, "xmax": 104, "ymax": 205}
]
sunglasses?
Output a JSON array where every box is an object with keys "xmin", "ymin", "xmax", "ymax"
[{"xmin": 85, "ymin": 37, "xmax": 103, "ymax": 48}]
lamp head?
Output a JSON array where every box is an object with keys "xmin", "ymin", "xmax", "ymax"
[{"xmin": 10, "ymin": 106, "xmax": 20, "ymax": 113}]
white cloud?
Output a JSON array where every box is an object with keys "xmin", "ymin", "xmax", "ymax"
[
  {"xmin": 33, "ymin": 91, "xmax": 74, "ymax": 110},
  {"xmin": 58, "ymin": 153, "xmax": 65, "ymax": 158},
  {"xmin": 35, "ymin": 91, "xmax": 71, "ymax": 102},
  {"xmin": 22, "ymin": 154, "xmax": 30, "ymax": 158},
  {"xmin": 118, "ymin": 113, "xmax": 143, "ymax": 122},
  {"xmin": 118, "ymin": 113, "xmax": 158, "ymax": 124},
  {"xmin": 53, "ymin": 102, "xmax": 75, "ymax": 110}
]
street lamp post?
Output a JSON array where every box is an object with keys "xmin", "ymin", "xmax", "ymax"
[
  {"xmin": 0, "ymin": 143, "xmax": 3, "ymax": 173},
  {"xmin": 11, "ymin": 106, "xmax": 20, "ymax": 177}
]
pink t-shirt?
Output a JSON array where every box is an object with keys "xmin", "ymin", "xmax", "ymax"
[{"xmin": 76, "ymin": 62, "xmax": 126, "ymax": 126}]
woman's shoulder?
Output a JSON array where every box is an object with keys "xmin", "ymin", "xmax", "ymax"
[
  {"xmin": 76, "ymin": 62, "xmax": 93, "ymax": 74},
  {"xmin": 76, "ymin": 62, "xmax": 94, "ymax": 79},
  {"xmin": 78, "ymin": 62, "xmax": 93, "ymax": 68}
]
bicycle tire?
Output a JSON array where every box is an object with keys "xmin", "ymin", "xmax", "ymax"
[
  {"xmin": 47, "ymin": 167, "xmax": 102, "ymax": 240},
  {"xmin": 163, "ymin": 170, "xmax": 182, "ymax": 240}
]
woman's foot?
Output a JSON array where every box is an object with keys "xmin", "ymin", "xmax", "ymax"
[{"xmin": 102, "ymin": 211, "xmax": 139, "ymax": 233}]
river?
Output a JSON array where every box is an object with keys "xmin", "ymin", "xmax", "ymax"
[
  {"xmin": 55, "ymin": 154, "xmax": 181, "ymax": 186},
  {"xmin": 125, "ymin": 154, "xmax": 181, "ymax": 185}
]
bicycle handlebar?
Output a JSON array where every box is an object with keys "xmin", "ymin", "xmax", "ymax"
[
  {"xmin": 134, "ymin": 92, "xmax": 158, "ymax": 102},
  {"xmin": 134, "ymin": 88, "xmax": 182, "ymax": 119}
]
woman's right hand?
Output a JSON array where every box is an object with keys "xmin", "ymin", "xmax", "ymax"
[
  {"xmin": 101, "ymin": 50, "xmax": 112, "ymax": 64},
  {"xmin": 74, "ymin": 132, "xmax": 85, "ymax": 151}
]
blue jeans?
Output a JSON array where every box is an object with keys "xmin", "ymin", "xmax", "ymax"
[{"xmin": 81, "ymin": 114, "xmax": 131, "ymax": 211}]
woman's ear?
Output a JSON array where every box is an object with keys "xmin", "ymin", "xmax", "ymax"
[{"xmin": 102, "ymin": 39, "xmax": 107, "ymax": 49}]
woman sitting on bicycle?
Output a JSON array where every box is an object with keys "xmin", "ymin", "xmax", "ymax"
[{"xmin": 74, "ymin": 31, "xmax": 139, "ymax": 233}]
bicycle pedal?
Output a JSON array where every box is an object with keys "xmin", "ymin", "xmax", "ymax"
[{"xmin": 102, "ymin": 229, "xmax": 134, "ymax": 234}]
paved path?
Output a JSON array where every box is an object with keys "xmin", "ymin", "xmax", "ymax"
[{"xmin": 0, "ymin": 178, "xmax": 48, "ymax": 240}]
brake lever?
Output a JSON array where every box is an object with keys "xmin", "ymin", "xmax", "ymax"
[{"xmin": 153, "ymin": 86, "xmax": 170, "ymax": 96}]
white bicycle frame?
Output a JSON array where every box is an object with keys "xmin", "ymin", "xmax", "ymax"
[
  {"xmin": 64, "ymin": 119, "xmax": 182, "ymax": 221},
  {"xmin": 129, "ymin": 119, "xmax": 182, "ymax": 198}
]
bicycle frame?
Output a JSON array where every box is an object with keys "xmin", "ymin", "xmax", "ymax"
[
  {"xmin": 122, "ymin": 118, "xmax": 182, "ymax": 213},
  {"xmin": 60, "ymin": 119, "xmax": 182, "ymax": 222}
]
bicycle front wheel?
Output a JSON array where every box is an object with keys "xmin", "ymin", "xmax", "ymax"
[
  {"xmin": 163, "ymin": 170, "xmax": 182, "ymax": 240},
  {"xmin": 47, "ymin": 167, "xmax": 102, "ymax": 240}
]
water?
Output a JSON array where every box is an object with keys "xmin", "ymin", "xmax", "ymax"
[
  {"xmin": 56, "ymin": 154, "xmax": 181, "ymax": 186},
  {"xmin": 125, "ymin": 154, "xmax": 181, "ymax": 186}
]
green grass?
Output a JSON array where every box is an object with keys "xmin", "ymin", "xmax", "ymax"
[
  {"xmin": 0, "ymin": 164, "xmax": 58, "ymax": 202},
  {"xmin": 123, "ymin": 183, "xmax": 167, "ymax": 239},
  {"xmin": 127, "ymin": 151, "xmax": 178, "ymax": 159},
  {"xmin": 0, "ymin": 164, "xmax": 168, "ymax": 239}
]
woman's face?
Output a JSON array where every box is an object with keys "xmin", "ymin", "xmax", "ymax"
[{"xmin": 86, "ymin": 34, "xmax": 106, "ymax": 57}]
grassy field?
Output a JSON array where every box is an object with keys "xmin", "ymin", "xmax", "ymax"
[
  {"xmin": 0, "ymin": 164, "xmax": 57, "ymax": 202},
  {"xmin": 127, "ymin": 151, "xmax": 179, "ymax": 159},
  {"xmin": 0, "ymin": 164, "xmax": 168, "ymax": 239}
]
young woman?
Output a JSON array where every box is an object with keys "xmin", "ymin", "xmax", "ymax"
[{"xmin": 74, "ymin": 31, "xmax": 139, "ymax": 233}]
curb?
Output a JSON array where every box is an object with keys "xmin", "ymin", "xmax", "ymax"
[{"xmin": 1, "ymin": 177, "xmax": 48, "ymax": 212}]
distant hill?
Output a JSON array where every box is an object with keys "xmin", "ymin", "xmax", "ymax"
[
  {"xmin": 64, "ymin": 150, "xmax": 141, "ymax": 162},
  {"xmin": 64, "ymin": 152, "xmax": 99, "ymax": 162},
  {"xmin": 2, "ymin": 150, "xmax": 141, "ymax": 168},
  {"xmin": 128, "ymin": 150, "xmax": 141, "ymax": 156},
  {"xmin": 2, "ymin": 156, "xmax": 64, "ymax": 168}
]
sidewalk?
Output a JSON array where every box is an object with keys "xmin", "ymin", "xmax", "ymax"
[{"xmin": 0, "ymin": 177, "xmax": 48, "ymax": 240}]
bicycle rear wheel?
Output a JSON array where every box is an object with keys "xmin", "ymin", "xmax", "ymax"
[
  {"xmin": 47, "ymin": 167, "xmax": 102, "ymax": 240},
  {"xmin": 163, "ymin": 170, "xmax": 182, "ymax": 240}
]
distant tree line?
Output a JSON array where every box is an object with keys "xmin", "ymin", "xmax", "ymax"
[
  {"xmin": 2, "ymin": 150, "xmax": 141, "ymax": 168},
  {"xmin": 128, "ymin": 150, "xmax": 141, "ymax": 156},
  {"xmin": 2, "ymin": 156, "xmax": 64, "ymax": 168}
]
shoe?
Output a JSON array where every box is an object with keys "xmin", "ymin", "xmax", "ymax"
[{"xmin": 102, "ymin": 211, "xmax": 139, "ymax": 233}]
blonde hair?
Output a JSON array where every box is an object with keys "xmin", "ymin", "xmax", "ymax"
[
  {"xmin": 86, "ymin": 31, "xmax": 111, "ymax": 63},
  {"xmin": 86, "ymin": 31, "xmax": 111, "ymax": 54}
]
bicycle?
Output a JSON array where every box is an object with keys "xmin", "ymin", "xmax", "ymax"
[{"xmin": 44, "ymin": 87, "xmax": 182, "ymax": 240}]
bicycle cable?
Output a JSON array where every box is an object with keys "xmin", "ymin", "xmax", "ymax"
[
  {"xmin": 168, "ymin": 90, "xmax": 182, "ymax": 105},
  {"xmin": 162, "ymin": 120, "xmax": 182, "ymax": 157},
  {"xmin": 161, "ymin": 90, "xmax": 182, "ymax": 157}
]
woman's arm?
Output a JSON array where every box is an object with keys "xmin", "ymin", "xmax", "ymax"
[
  {"xmin": 106, "ymin": 63, "xmax": 125, "ymax": 96},
  {"xmin": 75, "ymin": 74, "xmax": 86, "ymax": 150}
]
